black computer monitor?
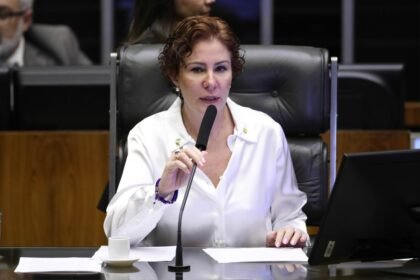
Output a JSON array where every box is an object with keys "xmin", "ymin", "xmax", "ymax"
[
  {"xmin": 309, "ymin": 149, "xmax": 420, "ymax": 265},
  {"xmin": 338, "ymin": 64, "xmax": 406, "ymax": 129},
  {"xmin": 14, "ymin": 65, "xmax": 110, "ymax": 130}
]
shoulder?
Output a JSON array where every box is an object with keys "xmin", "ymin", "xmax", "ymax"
[
  {"xmin": 26, "ymin": 24, "xmax": 76, "ymax": 47},
  {"xmin": 135, "ymin": 29, "xmax": 167, "ymax": 44},
  {"xmin": 228, "ymin": 99, "xmax": 287, "ymax": 149},
  {"xmin": 29, "ymin": 24, "xmax": 73, "ymax": 36},
  {"xmin": 25, "ymin": 24, "xmax": 92, "ymax": 65},
  {"xmin": 24, "ymin": 40, "xmax": 57, "ymax": 66},
  {"xmin": 129, "ymin": 100, "xmax": 181, "ymax": 139},
  {"xmin": 130, "ymin": 110, "xmax": 171, "ymax": 134}
]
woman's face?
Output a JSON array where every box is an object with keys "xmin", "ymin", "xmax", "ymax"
[
  {"xmin": 172, "ymin": 38, "xmax": 232, "ymax": 117},
  {"xmin": 174, "ymin": 0, "xmax": 215, "ymax": 18}
]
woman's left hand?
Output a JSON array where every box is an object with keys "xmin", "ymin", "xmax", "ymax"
[{"xmin": 266, "ymin": 226, "xmax": 308, "ymax": 248}]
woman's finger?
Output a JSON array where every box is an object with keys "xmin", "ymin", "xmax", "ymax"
[
  {"xmin": 266, "ymin": 231, "xmax": 276, "ymax": 246},
  {"xmin": 275, "ymin": 229, "xmax": 286, "ymax": 247}
]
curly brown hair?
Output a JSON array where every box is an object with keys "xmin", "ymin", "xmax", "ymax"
[{"xmin": 159, "ymin": 15, "xmax": 245, "ymax": 84}]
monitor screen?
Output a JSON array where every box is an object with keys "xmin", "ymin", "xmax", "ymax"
[
  {"xmin": 0, "ymin": 67, "xmax": 12, "ymax": 130},
  {"xmin": 309, "ymin": 149, "xmax": 420, "ymax": 265},
  {"xmin": 14, "ymin": 66, "xmax": 110, "ymax": 130},
  {"xmin": 338, "ymin": 64, "xmax": 406, "ymax": 129},
  {"xmin": 411, "ymin": 133, "xmax": 420, "ymax": 150}
]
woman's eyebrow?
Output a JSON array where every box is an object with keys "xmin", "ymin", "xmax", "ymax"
[{"xmin": 185, "ymin": 60, "xmax": 230, "ymax": 66}]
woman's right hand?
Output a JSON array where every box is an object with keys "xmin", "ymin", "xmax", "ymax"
[{"xmin": 157, "ymin": 146, "xmax": 207, "ymax": 197}]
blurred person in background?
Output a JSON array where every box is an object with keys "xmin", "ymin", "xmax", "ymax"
[
  {"xmin": 0, "ymin": 0, "xmax": 91, "ymax": 66},
  {"xmin": 125, "ymin": 0, "xmax": 216, "ymax": 45}
]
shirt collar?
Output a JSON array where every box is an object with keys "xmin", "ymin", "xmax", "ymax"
[
  {"xmin": 226, "ymin": 98, "xmax": 258, "ymax": 143},
  {"xmin": 7, "ymin": 37, "xmax": 25, "ymax": 67},
  {"xmin": 167, "ymin": 97, "xmax": 257, "ymax": 151},
  {"xmin": 167, "ymin": 98, "xmax": 195, "ymax": 151}
]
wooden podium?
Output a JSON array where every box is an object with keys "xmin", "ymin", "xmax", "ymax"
[{"xmin": 0, "ymin": 131, "xmax": 108, "ymax": 246}]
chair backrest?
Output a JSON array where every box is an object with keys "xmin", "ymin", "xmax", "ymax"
[{"xmin": 111, "ymin": 44, "xmax": 336, "ymax": 226}]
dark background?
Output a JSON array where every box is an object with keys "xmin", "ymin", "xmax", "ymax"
[{"xmin": 32, "ymin": 0, "xmax": 420, "ymax": 101}]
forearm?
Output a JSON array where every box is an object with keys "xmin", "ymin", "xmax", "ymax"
[
  {"xmin": 104, "ymin": 184, "xmax": 167, "ymax": 246},
  {"xmin": 273, "ymin": 210, "xmax": 308, "ymax": 234}
]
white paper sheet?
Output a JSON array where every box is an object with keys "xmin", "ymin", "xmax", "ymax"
[
  {"xmin": 203, "ymin": 247, "xmax": 308, "ymax": 263},
  {"xmin": 15, "ymin": 257, "xmax": 102, "ymax": 273},
  {"xmin": 91, "ymin": 245, "xmax": 176, "ymax": 262}
]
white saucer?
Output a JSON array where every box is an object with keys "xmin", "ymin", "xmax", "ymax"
[{"xmin": 101, "ymin": 257, "xmax": 139, "ymax": 267}]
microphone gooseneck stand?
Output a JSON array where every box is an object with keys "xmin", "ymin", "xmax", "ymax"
[
  {"xmin": 168, "ymin": 164, "xmax": 197, "ymax": 272},
  {"xmin": 168, "ymin": 105, "xmax": 217, "ymax": 273}
]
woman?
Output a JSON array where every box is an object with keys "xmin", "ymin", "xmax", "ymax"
[
  {"xmin": 125, "ymin": 0, "xmax": 216, "ymax": 44},
  {"xmin": 98, "ymin": 0, "xmax": 216, "ymax": 211},
  {"xmin": 104, "ymin": 15, "xmax": 308, "ymax": 248}
]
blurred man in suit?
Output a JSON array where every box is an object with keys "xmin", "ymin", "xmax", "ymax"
[{"xmin": 0, "ymin": 0, "xmax": 91, "ymax": 66}]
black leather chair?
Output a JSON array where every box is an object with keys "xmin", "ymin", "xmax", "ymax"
[{"xmin": 108, "ymin": 44, "xmax": 338, "ymax": 226}]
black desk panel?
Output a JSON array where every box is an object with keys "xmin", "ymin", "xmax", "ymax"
[{"xmin": 14, "ymin": 66, "xmax": 110, "ymax": 130}]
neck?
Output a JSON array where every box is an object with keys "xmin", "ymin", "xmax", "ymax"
[{"xmin": 182, "ymin": 105, "xmax": 233, "ymax": 144}]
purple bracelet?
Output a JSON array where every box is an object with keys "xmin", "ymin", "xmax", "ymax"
[{"xmin": 154, "ymin": 178, "xmax": 178, "ymax": 204}]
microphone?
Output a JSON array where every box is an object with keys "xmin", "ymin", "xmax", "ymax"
[
  {"xmin": 195, "ymin": 105, "xmax": 217, "ymax": 151},
  {"xmin": 168, "ymin": 105, "xmax": 217, "ymax": 273}
]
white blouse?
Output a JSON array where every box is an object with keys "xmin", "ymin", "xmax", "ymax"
[{"xmin": 104, "ymin": 98, "xmax": 308, "ymax": 247}]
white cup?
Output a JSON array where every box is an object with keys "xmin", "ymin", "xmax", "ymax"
[{"xmin": 108, "ymin": 236, "xmax": 130, "ymax": 260}]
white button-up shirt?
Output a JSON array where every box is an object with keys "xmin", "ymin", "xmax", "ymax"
[
  {"xmin": 6, "ymin": 38, "xmax": 24, "ymax": 66},
  {"xmin": 104, "ymin": 98, "xmax": 308, "ymax": 247}
]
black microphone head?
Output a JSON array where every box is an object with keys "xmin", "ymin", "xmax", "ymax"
[{"xmin": 195, "ymin": 105, "xmax": 217, "ymax": 151}]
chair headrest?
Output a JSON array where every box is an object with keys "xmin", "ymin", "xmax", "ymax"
[{"xmin": 118, "ymin": 44, "xmax": 330, "ymax": 136}]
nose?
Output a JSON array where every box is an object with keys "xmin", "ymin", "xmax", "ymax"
[{"xmin": 203, "ymin": 71, "xmax": 216, "ymax": 91}]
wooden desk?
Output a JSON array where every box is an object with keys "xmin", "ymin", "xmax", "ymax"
[
  {"xmin": 0, "ymin": 131, "xmax": 108, "ymax": 246},
  {"xmin": 1, "ymin": 247, "xmax": 419, "ymax": 279},
  {"xmin": 0, "ymin": 130, "xmax": 411, "ymax": 246},
  {"xmin": 405, "ymin": 101, "xmax": 420, "ymax": 128},
  {"xmin": 322, "ymin": 130, "xmax": 411, "ymax": 168}
]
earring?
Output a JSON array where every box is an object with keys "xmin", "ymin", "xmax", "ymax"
[{"xmin": 174, "ymin": 87, "xmax": 183, "ymax": 100}]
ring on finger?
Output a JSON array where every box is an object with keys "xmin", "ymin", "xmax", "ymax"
[{"xmin": 174, "ymin": 148, "xmax": 182, "ymax": 159}]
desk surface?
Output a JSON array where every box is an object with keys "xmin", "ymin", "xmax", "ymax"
[{"xmin": 0, "ymin": 247, "xmax": 419, "ymax": 280}]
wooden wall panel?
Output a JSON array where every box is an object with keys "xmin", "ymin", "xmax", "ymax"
[
  {"xmin": 0, "ymin": 132, "xmax": 108, "ymax": 246},
  {"xmin": 322, "ymin": 130, "xmax": 411, "ymax": 168},
  {"xmin": 405, "ymin": 102, "xmax": 420, "ymax": 128}
]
